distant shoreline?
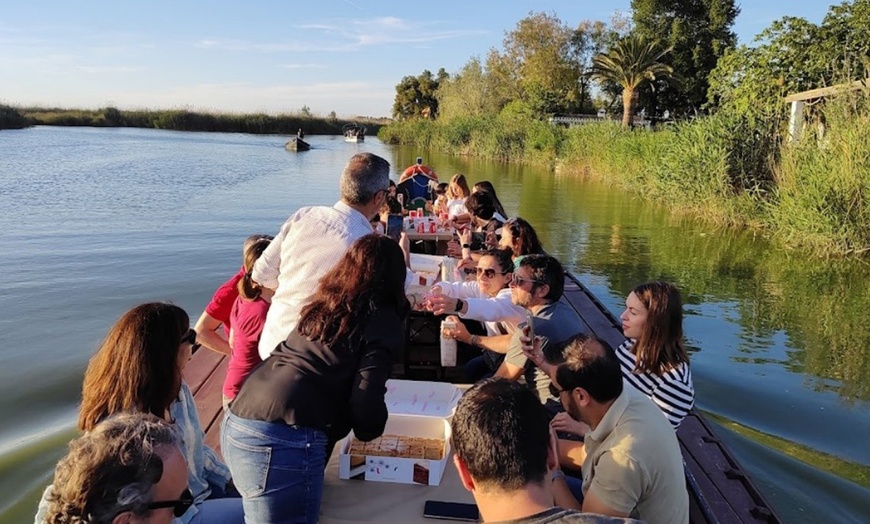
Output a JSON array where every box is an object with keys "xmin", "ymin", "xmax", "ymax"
[{"xmin": 0, "ymin": 104, "xmax": 387, "ymax": 135}]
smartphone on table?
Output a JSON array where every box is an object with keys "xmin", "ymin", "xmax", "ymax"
[
  {"xmin": 386, "ymin": 214, "xmax": 404, "ymax": 242},
  {"xmin": 423, "ymin": 500, "xmax": 479, "ymax": 522}
]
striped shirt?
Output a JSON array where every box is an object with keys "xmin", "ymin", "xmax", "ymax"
[{"xmin": 617, "ymin": 340, "xmax": 694, "ymax": 428}]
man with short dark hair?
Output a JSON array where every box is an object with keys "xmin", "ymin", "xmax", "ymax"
[
  {"xmin": 452, "ymin": 378, "xmax": 639, "ymax": 523},
  {"xmin": 253, "ymin": 153, "xmax": 402, "ymax": 359},
  {"xmin": 494, "ymin": 255, "xmax": 584, "ymax": 413},
  {"xmin": 550, "ymin": 335, "xmax": 689, "ymax": 524},
  {"xmin": 40, "ymin": 413, "xmax": 190, "ymax": 524}
]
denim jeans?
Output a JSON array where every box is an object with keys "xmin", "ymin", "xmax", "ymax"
[{"xmin": 221, "ymin": 411, "xmax": 329, "ymax": 524}]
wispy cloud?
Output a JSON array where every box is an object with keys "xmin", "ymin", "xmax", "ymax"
[
  {"xmin": 77, "ymin": 65, "xmax": 138, "ymax": 74},
  {"xmin": 197, "ymin": 17, "xmax": 488, "ymax": 54}
]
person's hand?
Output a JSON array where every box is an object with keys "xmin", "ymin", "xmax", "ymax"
[
  {"xmin": 446, "ymin": 239, "xmax": 462, "ymax": 257},
  {"xmin": 442, "ymin": 315, "xmax": 471, "ymax": 343},
  {"xmin": 520, "ymin": 327, "xmax": 545, "ymax": 367},
  {"xmin": 458, "ymin": 228, "xmax": 472, "ymax": 246},
  {"xmin": 456, "ymin": 257, "xmax": 476, "ymax": 270},
  {"xmin": 485, "ymin": 231, "xmax": 498, "ymax": 249},
  {"xmin": 550, "ymin": 412, "xmax": 589, "ymax": 437},
  {"xmin": 428, "ymin": 294, "xmax": 459, "ymax": 316}
]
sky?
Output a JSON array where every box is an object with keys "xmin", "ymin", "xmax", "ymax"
[{"xmin": 0, "ymin": 1, "xmax": 834, "ymax": 118}]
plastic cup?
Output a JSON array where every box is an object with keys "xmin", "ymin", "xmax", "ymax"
[{"xmin": 440, "ymin": 320, "xmax": 458, "ymax": 367}]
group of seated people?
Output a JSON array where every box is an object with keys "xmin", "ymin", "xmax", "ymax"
[{"xmin": 38, "ymin": 152, "xmax": 694, "ymax": 524}]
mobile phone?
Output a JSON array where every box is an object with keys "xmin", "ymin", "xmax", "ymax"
[
  {"xmin": 526, "ymin": 310, "xmax": 535, "ymax": 341},
  {"xmin": 470, "ymin": 232, "xmax": 486, "ymax": 251},
  {"xmin": 423, "ymin": 500, "xmax": 479, "ymax": 522},
  {"xmin": 416, "ymin": 156, "xmax": 423, "ymax": 165},
  {"xmin": 386, "ymin": 214, "xmax": 404, "ymax": 241}
]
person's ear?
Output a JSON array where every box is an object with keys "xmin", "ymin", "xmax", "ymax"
[
  {"xmin": 535, "ymin": 284, "xmax": 550, "ymax": 300},
  {"xmin": 453, "ymin": 454, "xmax": 476, "ymax": 493},
  {"xmin": 575, "ymin": 387, "xmax": 592, "ymax": 407},
  {"xmin": 112, "ymin": 511, "xmax": 133, "ymax": 524}
]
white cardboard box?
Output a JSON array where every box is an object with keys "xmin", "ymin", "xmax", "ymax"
[{"xmin": 338, "ymin": 380, "xmax": 461, "ymax": 486}]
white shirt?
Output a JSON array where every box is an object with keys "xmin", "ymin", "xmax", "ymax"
[
  {"xmin": 446, "ymin": 197, "xmax": 467, "ymax": 219},
  {"xmin": 253, "ymin": 201, "xmax": 375, "ymax": 360},
  {"xmin": 431, "ymin": 281, "xmax": 525, "ymax": 336}
]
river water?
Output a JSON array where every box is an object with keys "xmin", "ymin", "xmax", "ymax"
[{"xmin": 1, "ymin": 127, "xmax": 868, "ymax": 522}]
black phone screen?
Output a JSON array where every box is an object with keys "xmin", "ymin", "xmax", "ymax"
[
  {"xmin": 469, "ymin": 232, "xmax": 486, "ymax": 251},
  {"xmin": 423, "ymin": 500, "xmax": 479, "ymax": 522},
  {"xmin": 386, "ymin": 214, "xmax": 404, "ymax": 241}
]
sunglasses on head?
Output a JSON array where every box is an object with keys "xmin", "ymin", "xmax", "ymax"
[
  {"xmin": 474, "ymin": 267, "xmax": 507, "ymax": 279},
  {"xmin": 147, "ymin": 487, "xmax": 194, "ymax": 517}
]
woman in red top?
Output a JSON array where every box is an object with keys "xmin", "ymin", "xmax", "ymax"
[{"xmin": 223, "ymin": 236, "xmax": 273, "ymax": 406}]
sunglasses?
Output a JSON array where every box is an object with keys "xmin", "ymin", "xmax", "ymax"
[
  {"xmin": 147, "ymin": 488, "xmax": 194, "ymax": 517},
  {"xmin": 549, "ymin": 382, "xmax": 566, "ymax": 398},
  {"xmin": 475, "ymin": 267, "xmax": 508, "ymax": 279},
  {"xmin": 511, "ymin": 275, "xmax": 545, "ymax": 288},
  {"xmin": 181, "ymin": 329, "xmax": 200, "ymax": 351}
]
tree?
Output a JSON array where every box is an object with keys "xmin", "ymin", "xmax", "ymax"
[
  {"xmin": 591, "ymin": 34, "xmax": 674, "ymax": 127},
  {"xmin": 573, "ymin": 14, "xmax": 633, "ymax": 113},
  {"xmin": 436, "ymin": 57, "xmax": 503, "ymax": 120},
  {"xmin": 299, "ymin": 105, "xmax": 311, "ymax": 116},
  {"xmin": 490, "ymin": 12, "xmax": 584, "ymax": 115},
  {"xmin": 632, "ymin": 0, "xmax": 738, "ymax": 115},
  {"xmin": 391, "ymin": 68, "xmax": 449, "ymax": 120}
]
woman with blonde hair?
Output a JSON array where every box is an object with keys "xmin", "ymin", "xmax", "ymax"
[{"xmin": 446, "ymin": 173, "xmax": 472, "ymax": 221}]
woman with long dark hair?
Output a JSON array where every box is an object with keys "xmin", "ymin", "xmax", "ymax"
[
  {"xmin": 499, "ymin": 217, "xmax": 544, "ymax": 265},
  {"xmin": 222, "ymin": 234, "xmax": 409, "ymax": 524},
  {"xmin": 37, "ymin": 303, "xmax": 243, "ymax": 524}
]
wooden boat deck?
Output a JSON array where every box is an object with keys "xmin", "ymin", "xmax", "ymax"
[{"xmin": 183, "ymin": 272, "xmax": 781, "ymax": 523}]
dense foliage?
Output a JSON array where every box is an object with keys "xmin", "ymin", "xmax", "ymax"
[
  {"xmin": 392, "ymin": 69, "xmax": 449, "ymax": 120},
  {"xmin": 385, "ymin": 2, "xmax": 870, "ymax": 256},
  {"xmin": 0, "ymin": 105, "xmax": 29, "ymax": 130}
]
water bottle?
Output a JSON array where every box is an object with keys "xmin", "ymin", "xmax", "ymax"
[{"xmin": 440, "ymin": 320, "xmax": 458, "ymax": 367}]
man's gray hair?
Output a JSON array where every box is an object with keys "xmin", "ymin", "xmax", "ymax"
[
  {"xmin": 44, "ymin": 412, "xmax": 184, "ymax": 524},
  {"xmin": 340, "ymin": 153, "xmax": 391, "ymax": 205}
]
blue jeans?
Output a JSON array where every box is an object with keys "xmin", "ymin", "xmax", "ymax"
[{"xmin": 221, "ymin": 411, "xmax": 329, "ymax": 524}]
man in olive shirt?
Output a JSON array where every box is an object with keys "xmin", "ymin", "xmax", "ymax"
[
  {"xmin": 550, "ymin": 334, "xmax": 689, "ymax": 524},
  {"xmin": 451, "ymin": 378, "xmax": 640, "ymax": 524}
]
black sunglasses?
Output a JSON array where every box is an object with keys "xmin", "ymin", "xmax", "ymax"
[
  {"xmin": 549, "ymin": 382, "xmax": 566, "ymax": 398},
  {"xmin": 475, "ymin": 267, "xmax": 508, "ymax": 279},
  {"xmin": 181, "ymin": 329, "xmax": 199, "ymax": 351},
  {"xmin": 147, "ymin": 487, "xmax": 194, "ymax": 517}
]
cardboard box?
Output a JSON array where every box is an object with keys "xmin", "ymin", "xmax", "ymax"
[{"xmin": 338, "ymin": 380, "xmax": 461, "ymax": 486}]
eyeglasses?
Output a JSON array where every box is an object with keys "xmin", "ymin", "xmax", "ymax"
[
  {"xmin": 549, "ymin": 382, "xmax": 566, "ymax": 398},
  {"xmin": 475, "ymin": 267, "xmax": 508, "ymax": 279},
  {"xmin": 510, "ymin": 275, "xmax": 545, "ymax": 288},
  {"xmin": 147, "ymin": 488, "xmax": 194, "ymax": 517},
  {"xmin": 181, "ymin": 329, "xmax": 200, "ymax": 351}
]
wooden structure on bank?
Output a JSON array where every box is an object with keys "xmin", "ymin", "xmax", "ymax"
[
  {"xmin": 784, "ymin": 78, "xmax": 869, "ymax": 142},
  {"xmin": 184, "ymin": 272, "xmax": 781, "ymax": 523}
]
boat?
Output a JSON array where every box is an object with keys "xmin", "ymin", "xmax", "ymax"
[
  {"xmin": 343, "ymin": 123, "xmax": 366, "ymax": 142},
  {"xmin": 284, "ymin": 137, "xmax": 310, "ymax": 152},
  {"xmin": 185, "ymin": 268, "xmax": 781, "ymax": 523}
]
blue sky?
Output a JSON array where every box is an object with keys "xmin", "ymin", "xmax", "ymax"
[{"xmin": 0, "ymin": 1, "xmax": 832, "ymax": 118}]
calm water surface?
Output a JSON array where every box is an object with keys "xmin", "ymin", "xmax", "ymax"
[{"xmin": 1, "ymin": 127, "xmax": 868, "ymax": 522}]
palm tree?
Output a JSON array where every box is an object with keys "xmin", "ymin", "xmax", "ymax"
[{"xmin": 592, "ymin": 34, "xmax": 674, "ymax": 128}]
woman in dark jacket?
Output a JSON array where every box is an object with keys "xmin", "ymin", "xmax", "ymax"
[{"xmin": 222, "ymin": 234, "xmax": 409, "ymax": 524}]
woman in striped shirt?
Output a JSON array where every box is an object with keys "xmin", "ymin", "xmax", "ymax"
[{"xmin": 616, "ymin": 281, "xmax": 694, "ymax": 428}]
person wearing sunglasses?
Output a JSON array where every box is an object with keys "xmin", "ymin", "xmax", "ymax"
[
  {"xmin": 35, "ymin": 303, "xmax": 244, "ymax": 524},
  {"xmin": 428, "ymin": 248, "xmax": 525, "ymax": 381},
  {"xmin": 42, "ymin": 412, "xmax": 192, "ymax": 524}
]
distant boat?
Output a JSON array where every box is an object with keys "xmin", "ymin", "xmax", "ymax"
[
  {"xmin": 285, "ymin": 138, "xmax": 310, "ymax": 152},
  {"xmin": 343, "ymin": 123, "xmax": 366, "ymax": 142}
]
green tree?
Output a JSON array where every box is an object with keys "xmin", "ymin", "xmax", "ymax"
[
  {"xmin": 632, "ymin": 0, "xmax": 738, "ymax": 115},
  {"xmin": 490, "ymin": 12, "xmax": 584, "ymax": 115},
  {"xmin": 591, "ymin": 34, "xmax": 674, "ymax": 127},
  {"xmin": 391, "ymin": 68, "xmax": 449, "ymax": 120},
  {"xmin": 436, "ymin": 57, "xmax": 503, "ymax": 120}
]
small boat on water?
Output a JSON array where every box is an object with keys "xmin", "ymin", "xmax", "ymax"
[
  {"xmin": 285, "ymin": 138, "xmax": 310, "ymax": 152},
  {"xmin": 185, "ymin": 255, "xmax": 781, "ymax": 523},
  {"xmin": 343, "ymin": 123, "xmax": 366, "ymax": 142}
]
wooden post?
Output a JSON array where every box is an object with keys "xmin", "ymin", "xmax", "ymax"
[{"xmin": 787, "ymin": 100, "xmax": 805, "ymax": 143}]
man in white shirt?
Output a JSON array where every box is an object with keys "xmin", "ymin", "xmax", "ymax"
[{"xmin": 253, "ymin": 152, "xmax": 392, "ymax": 359}]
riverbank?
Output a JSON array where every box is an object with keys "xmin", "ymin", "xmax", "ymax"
[
  {"xmin": 0, "ymin": 104, "xmax": 386, "ymax": 135},
  {"xmin": 380, "ymin": 95, "xmax": 870, "ymax": 257}
]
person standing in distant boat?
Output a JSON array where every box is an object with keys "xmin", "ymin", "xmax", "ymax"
[{"xmin": 297, "ymin": 128, "xmax": 304, "ymax": 139}]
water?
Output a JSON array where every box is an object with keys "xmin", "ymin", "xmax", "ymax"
[{"xmin": 1, "ymin": 127, "xmax": 868, "ymax": 522}]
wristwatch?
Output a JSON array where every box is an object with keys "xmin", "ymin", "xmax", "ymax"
[{"xmin": 462, "ymin": 243, "xmax": 471, "ymax": 249}]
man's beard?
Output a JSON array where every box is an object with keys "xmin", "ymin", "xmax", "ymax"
[{"xmin": 565, "ymin": 392, "xmax": 584, "ymax": 424}]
